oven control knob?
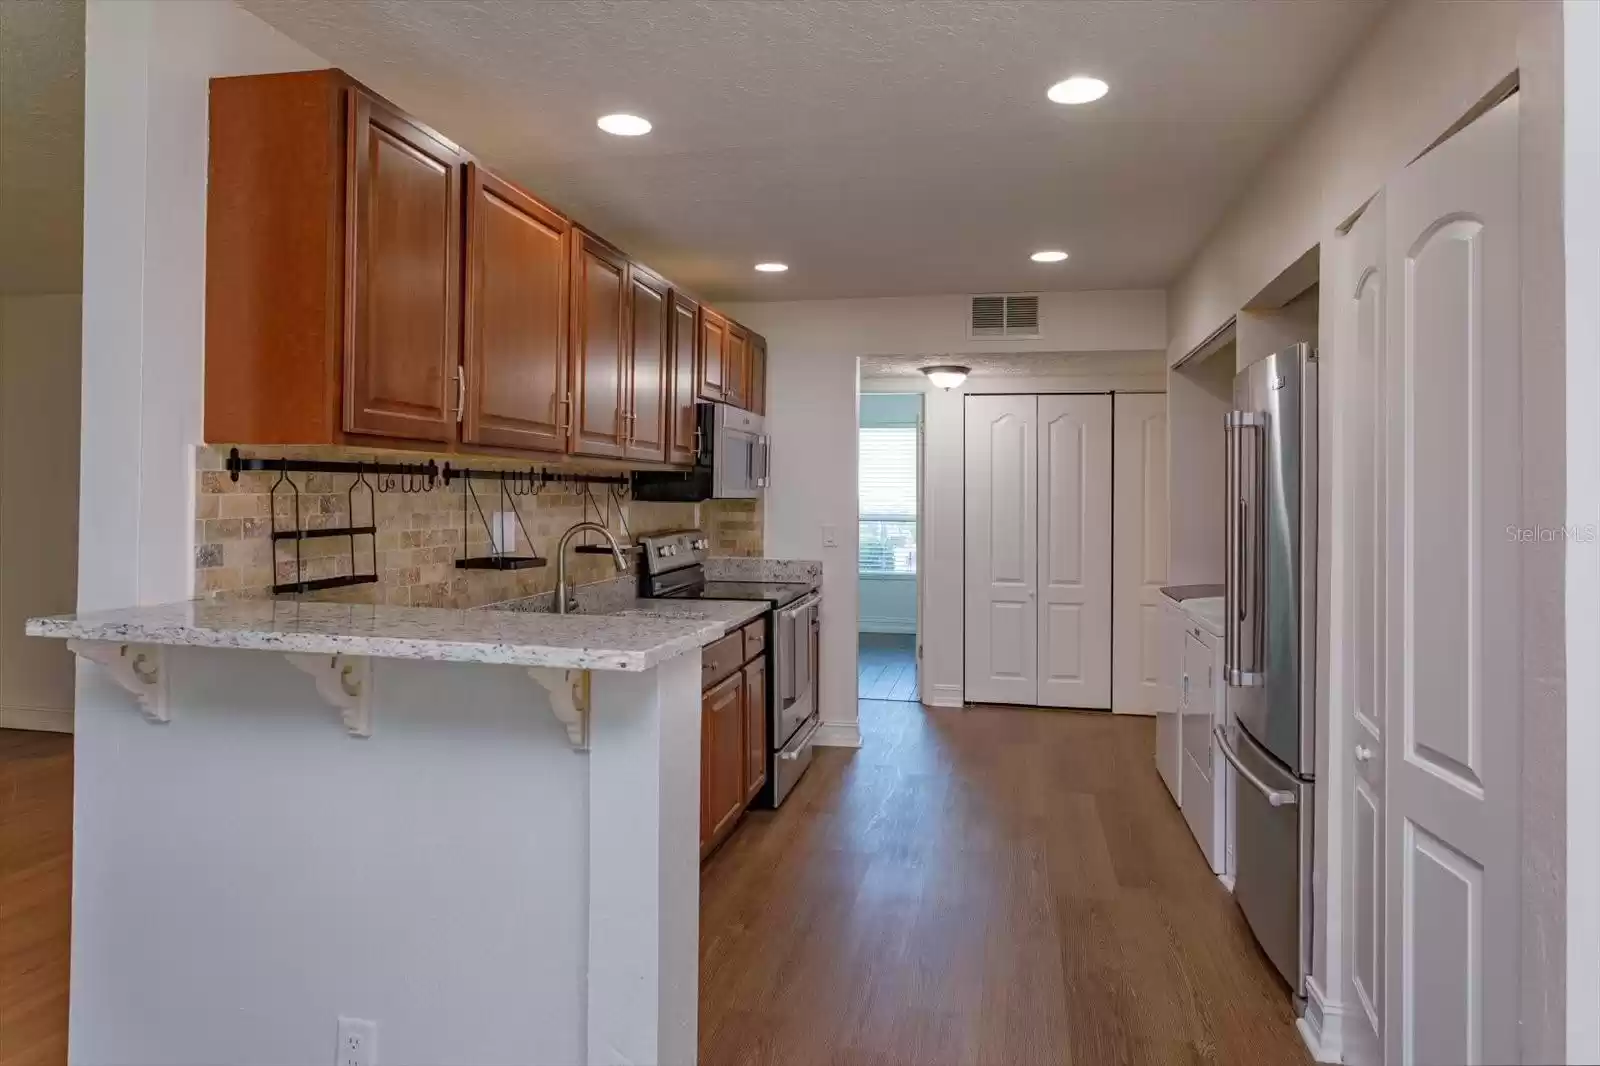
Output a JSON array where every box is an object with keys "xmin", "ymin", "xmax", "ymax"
[
  {"xmin": 693, "ymin": 539, "xmax": 708, "ymax": 551},
  {"xmin": 656, "ymin": 545, "xmax": 670, "ymax": 558}
]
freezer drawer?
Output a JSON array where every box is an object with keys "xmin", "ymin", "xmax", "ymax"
[{"xmin": 1218, "ymin": 720, "xmax": 1309, "ymax": 996}]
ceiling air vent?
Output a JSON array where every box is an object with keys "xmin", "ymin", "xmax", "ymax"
[{"xmin": 969, "ymin": 293, "xmax": 1041, "ymax": 339}]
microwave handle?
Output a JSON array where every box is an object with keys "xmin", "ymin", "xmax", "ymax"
[{"xmin": 757, "ymin": 435, "xmax": 771, "ymax": 487}]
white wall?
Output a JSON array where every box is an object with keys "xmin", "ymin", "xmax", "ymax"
[
  {"xmin": 1167, "ymin": 0, "xmax": 1523, "ymax": 364},
  {"xmin": 1165, "ymin": 0, "xmax": 1569, "ymax": 1057},
  {"xmin": 0, "ymin": 295, "xmax": 81, "ymax": 732},
  {"xmin": 730, "ymin": 293, "xmax": 1166, "ymax": 734},
  {"xmin": 859, "ymin": 361, "xmax": 1166, "ymax": 708},
  {"xmin": 1563, "ymin": 2, "xmax": 1600, "ymax": 1060},
  {"xmin": 79, "ymin": 0, "xmax": 321, "ymax": 615},
  {"xmin": 858, "ymin": 392, "xmax": 920, "ymax": 635}
]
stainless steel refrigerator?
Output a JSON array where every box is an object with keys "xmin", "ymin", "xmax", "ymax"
[{"xmin": 1217, "ymin": 342, "xmax": 1317, "ymax": 1000}]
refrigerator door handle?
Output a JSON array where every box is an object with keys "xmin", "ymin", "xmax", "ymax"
[
  {"xmin": 1215, "ymin": 725, "xmax": 1297, "ymax": 807},
  {"xmin": 1225, "ymin": 410, "xmax": 1267, "ymax": 686}
]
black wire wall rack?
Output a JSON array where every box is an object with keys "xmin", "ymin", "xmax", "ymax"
[
  {"xmin": 439, "ymin": 463, "xmax": 629, "ymax": 490},
  {"xmin": 267, "ymin": 461, "xmax": 382, "ymax": 595}
]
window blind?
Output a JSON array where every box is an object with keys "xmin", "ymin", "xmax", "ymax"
[{"xmin": 859, "ymin": 425, "xmax": 917, "ymax": 574}]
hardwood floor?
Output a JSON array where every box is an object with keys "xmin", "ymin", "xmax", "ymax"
[
  {"xmin": 858, "ymin": 633, "xmax": 918, "ymax": 702},
  {"xmin": 0, "ymin": 729, "xmax": 72, "ymax": 1066},
  {"xmin": 700, "ymin": 701, "xmax": 1308, "ymax": 1066}
]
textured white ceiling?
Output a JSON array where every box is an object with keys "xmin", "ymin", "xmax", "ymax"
[
  {"xmin": 0, "ymin": 0, "xmax": 84, "ymax": 295},
  {"xmin": 242, "ymin": 0, "xmax": 1386, "ymax": 303}
]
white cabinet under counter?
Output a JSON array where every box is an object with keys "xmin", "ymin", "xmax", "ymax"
[{"xmin": 1156, "ymin": 586, "xmax": 1229, "ymax": 878}]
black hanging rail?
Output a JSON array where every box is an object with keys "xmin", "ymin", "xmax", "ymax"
[
  {"xmin": 227, "ymin": 447, "xmax": 440, "ymax": 487},
  {"xmin": 440, "ymin": 463, "xmax": 629, "ymax": 489}
]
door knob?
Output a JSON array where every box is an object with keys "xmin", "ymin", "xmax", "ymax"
[{"xmin": 1355, "ymin": 745, "xmax": 1374, "ymax": 762}]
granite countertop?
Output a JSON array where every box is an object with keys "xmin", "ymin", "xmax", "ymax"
[
  {"xmin": 26, "ymin": 599, "xmax": 750, "ymax": 672},
  {"xmin": 483, "ymin": 591, "xmax": 768, "ymax": 633}
]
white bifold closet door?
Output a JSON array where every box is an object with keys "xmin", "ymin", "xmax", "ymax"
[
  {"xmin": 1111, "ymin": 393, "xmax": 1169, "ymax": 714},
  {"xmin": 964, "ymin": 394, "xmax": 1112, "ymax": 708}
]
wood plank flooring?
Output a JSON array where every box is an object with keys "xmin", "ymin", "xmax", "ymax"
[
  {"xmin": 700, "ymin": 701, "xmax": 1308, "ymax": 1066},
  {"xmin": 858, "ymin": 633, "xmax": 918, "ymax": 702},
  {"xmin": 0, "ymin": 729, "xmax": 72, "ymax": 1066}
]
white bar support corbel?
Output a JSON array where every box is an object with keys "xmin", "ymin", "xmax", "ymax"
[
  {"xmin": 69, "ymin": 639, "xmax": 168, "ymax": 722},
  {"xmin": 527, "ymin": 667, "xmax": 590, "ymax": 751},
  {"xmin": 285, "ymin": 653, "xmax": 373, "ymax": 737}
]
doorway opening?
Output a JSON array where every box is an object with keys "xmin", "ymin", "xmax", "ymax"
[{"xmin": 858, "ymin": 392, "xmax": 921, "ymax": 703}]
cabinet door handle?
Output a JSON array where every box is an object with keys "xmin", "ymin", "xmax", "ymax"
[
  {"xmin": 556, "ymin": 394, "xmax": 572, "ymax": 436},
  {"xmin": 454, "ymin": 367, "xmax": 466, "ymax": 424}
]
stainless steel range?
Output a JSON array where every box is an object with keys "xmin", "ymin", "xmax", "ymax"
[{"xmin": 636, "ymin": 530, "xmax": 821, "ymax": 807}]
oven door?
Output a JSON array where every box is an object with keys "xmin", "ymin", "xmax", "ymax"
[
  {"xmin": 775, "ymin": 592, "xmax": 820, "ymax": 747},
  {"xmin": 708, "ymin": 403, "xmax": 767, "ymax": 499}
]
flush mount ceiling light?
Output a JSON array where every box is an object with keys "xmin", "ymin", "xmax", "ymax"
[
  {"xmin": 754, "ymin": 262, "xmax": 789, "ymax": 273},
  {"xmin": 921, "ymin": 365, "xmax": 971, "ymax": 391},
  {"xmin": 597, "ymin": 113, "xmax": 652, "ymax": 136},
  {"xmin": 1046, "ymin": 76, "xmax": 1109, "ymax": 105},
  {"xmin": 1030, "ymin": 249, "xmax": 1070, "ymax": 263}
]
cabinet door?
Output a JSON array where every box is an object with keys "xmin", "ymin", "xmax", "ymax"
[
  {"xmin": 743, "ymin": 657, "xmax": 768, "ymax": 803},
  {"xmin": 461, "ymin": 164, "xmax": 570, "ymax": 453},
  {"xmin": 697, "ymin": 307, "xmax": 728, "ymax": 401},
  {"xmin": 701, "ymin": 672, "xmax": 745, "ymax": 856},
  {"xmin": 344, "ymin": 90, "xmax": 464, "ymax": 442},
  {"xmin": 624, "ymin": 265, "xmax": 670, "ymax": 463},
  {"xmin": 667, "ymin": 293, "xmax": 700, "ymax": 465},
  {"xmin": 747, "ymin": 333, "xmax": 767, "ymax": 415},
  {"xmin": 570, "ymin": 231, "xmax": 628, "ymax": 458},
  {"xmin": 725, "ymin": 324, "xmax": 749, "ymax": 408}
]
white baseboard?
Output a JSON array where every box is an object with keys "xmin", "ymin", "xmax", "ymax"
[
  {"xmin": 858, "ymin": 619, "xmax": 916, "ymax": 635},
  {"xmin": 923, "ymin": 683, "xmax": 964, "ymax": 708},
  {"xmin": 812, "ymin": 721, "xmax": 863, "ymax": 748},
  {"xmin": 1297, "ymin": 976, "xmax": 1344, "ymax": 1064},
  {"xmin": 0, "ymin": 706, "xmax": 74, "ymax": 733}
]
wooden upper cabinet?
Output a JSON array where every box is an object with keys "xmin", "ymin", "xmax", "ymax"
[
  {"xmin": 570, "ymin": 231, "xmax": 628, "ymax": 459},
  {"xmin": 743, "ymin": 657, "xmax": 768, "ymax": 804},
  {"xmin": 747, "ymin": 333, "xmax": 767, "ymax": 415},
  {"xmin": 725, "ymin": 324, "xmax": 749, "ymax": 409},
  {"xmin": 461, "ymin": 164, "xmax": 571, "ymax": 453},
  {"xmin": 698, "ymin": 307, "xmax": 728, "ymax": 402},
  {"xmin": 343, "ymin": 90, "xmax": 465, "ymax": 442},
  {"xmin": 624, "ymin": 265, "xmax": 670, "ymax": 463},
  {"xmin": 667, "ymin": 292, "xmax": 701, "ymax": 465}
]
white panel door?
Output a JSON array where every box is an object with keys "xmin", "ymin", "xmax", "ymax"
[
  {"xmin": 1339, "ymin": 189, "xmax": 1386, "ymax": 1066},
  {"xmin": 1037, "ymin": 394, "xmax": 1112, "ymax": 708},
  {"xmin": 1384, "ymin": 94, "xmax": 1520, "ymax": 1066},
  {"xmin": 964, "ymin": 395, "xmax": 1038, "ymax": 704},
  {"xmin": 1112, "ymin": 393, "xmax": 1169, "ymax": 714}
]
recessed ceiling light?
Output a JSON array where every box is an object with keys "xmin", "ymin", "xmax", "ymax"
[
  {"xmin": 1047, "ymin": 76, "xmax": 1109, "ymax": 105},
  {"xmin": 597, "ymin": 113, "xmax": 651, "ymax": 136},
  {"xmin": 754, "ymin": 262, "xmax": 789, "ymax": 273},
  {"xmin": 1031, "ymin": 250, "xmax": 1070, "ymax": 263}
]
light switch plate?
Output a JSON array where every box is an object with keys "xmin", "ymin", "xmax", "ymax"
[{"xmin": 822, "ymin": 523, "xmax": 838, "ymax": 548}]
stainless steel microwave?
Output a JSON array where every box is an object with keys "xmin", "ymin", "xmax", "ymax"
[{"xmin": 631, "ymin": 402, "xmax": 769, "ymax": 502}]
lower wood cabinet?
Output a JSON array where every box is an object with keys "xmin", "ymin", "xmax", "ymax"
[
  {"xmin": 700, "ymin": 620, "xmax": 771, "ymax": 859},
  {"xmin": 701, "ymin": 672, "xmax": 745, "ymax": 857},
  {"xmin": 743, "ymin": 658, "xmax": 768, "ymax": 804}
]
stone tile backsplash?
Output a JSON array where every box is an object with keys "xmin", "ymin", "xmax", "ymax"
[{"xmin": 194, "ymin": 445, "xmax": 763, "ymax": 607}]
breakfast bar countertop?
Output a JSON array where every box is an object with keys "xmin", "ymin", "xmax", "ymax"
[{"xmin": 26, "ymin": 597, "xmax": 758, "ymax": 672}]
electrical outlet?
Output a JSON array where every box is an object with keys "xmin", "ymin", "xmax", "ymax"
[
  {"xmin": 491, "ymin": 511, "xmax": 518, "ymax": 554},
  {"xmin": 336, "ymin": 1017, "xmax": 377, "ymax": 1066}
]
